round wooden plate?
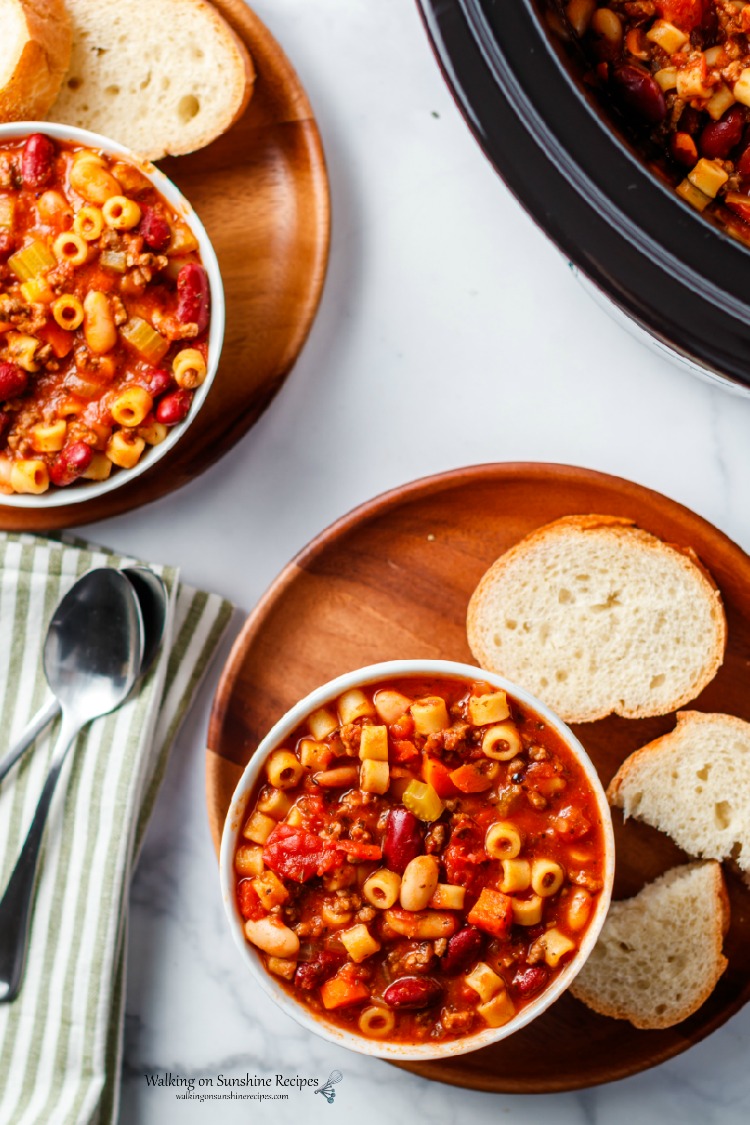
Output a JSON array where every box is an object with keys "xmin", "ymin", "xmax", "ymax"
[
  {"xmin": 206, "ymin": 463, "xmax": 750, "ymax": 1092},
  {"xmin": 0, "ymin": 0, "xmax": 329, "ymax": 531}
]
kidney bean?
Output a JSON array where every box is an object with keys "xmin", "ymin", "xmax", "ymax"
[
  {"xmin": 383, "ymin": 808, "xmax": 423, "ymax": 874},
  {"xmin": 140, "ymin": 366, "xmax": 175, "ymax": 397},
  {"xmin": 139, "ymin": 205, "xmax": 171, "ymax": 252},
  {"xmin": 441, "ymin": 925, "xmax": 484, "ymax": 975},
  {"xmin": 155, "ymin": 388, "xmax": 193, "ymax": 425},
  {"xmin": 736, "ymin": 143, "xmax": 750, "ymax": 180},
  {"xmin": 383, "ymin": 975, "xmax": 442, "ymax": 1010},
  {"xmin": 512, "ymin": 965, "xmax": 549, "ymax": 998},
  {"xmin": 700, "ymin": 107, "xmax": 745, "ymax": 160},
  {"xmin": 22, "ymin": 134, "xmax": 56, "ymax": 189},
  {"xmin": 49, "ymin": 441, "xmax": 93, "ymax": 487},
  {"xmin": 610, "ymin": 64, "xmax": 666, "ymax": 127},
  {"xmin": 177, "ymin": 262, "xmax": 210, "ymax": 334},
  {"xmin": 294, "ymin": 951, "xmax": 343, "ymax": 991},
  {"xmin": 0, "ymin": 362, "xmax": 27, "ymax": 401}
]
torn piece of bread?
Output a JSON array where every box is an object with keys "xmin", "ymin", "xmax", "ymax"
[
  {"xmin": 466, "ymin": 515, "xmax": 726, "ymax": 723},
  {"xmin": 571, "ymin": 861, "xmax": 729, "ymax": 1029},
  {"xmin": 47, "ymin": 0, "xmax": 255, "ymax": 160},
  {"xmin": 0, "ymin": 0, "xmax": 71, "ymax": 121},
  {"xmin": 609, "ymin": 711, "xmax": 750, "ymax": 875}
]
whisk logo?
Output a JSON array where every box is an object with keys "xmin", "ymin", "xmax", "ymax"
[{"xmin": 314, "ymin": 1069, "xmax": 343, "ymax": 1104}]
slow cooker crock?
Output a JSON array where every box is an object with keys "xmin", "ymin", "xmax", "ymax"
[{"xmin": 417, "ymin": 0, "xmax": 750, "ymax": 394}]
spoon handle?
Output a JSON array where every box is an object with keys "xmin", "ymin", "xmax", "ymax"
[
  {"xmin": 0, "ymin": 711, "xmax": 81, "ymax": 1003},
  {"xmin": 0, "ymin": 698, "xmax": 60, "ymax": 785}
]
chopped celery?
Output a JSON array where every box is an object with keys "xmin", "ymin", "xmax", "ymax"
[
  {"xmin": 402, "ymin": 780, "xmax": 443, "ymax": 823},
  {"xmin": 99, "ymin": 250, "xmax": 127, "ymax": 273},
  {"xmin": 9, "ymin": 239, "xmax": 56, "ymax": 281},
  {"xmin": 120, "ymin": 317, "xmax": 169, "ymax": 363}
]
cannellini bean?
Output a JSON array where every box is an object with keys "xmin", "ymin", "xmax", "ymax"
[
  {"xmin": 243, "ymin": 916, "xmax": 299, "ymax": 958},
  {"xmin": 399, "ymin": 855, "xmax": 439, "ymax": 912},
  {"xmin": 83, "ymin": 291, "xmax": 117, "ymax": 354}
]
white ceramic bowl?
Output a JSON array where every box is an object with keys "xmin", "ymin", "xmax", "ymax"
[
  {"xmin": 219, "ymin": 659, "xmax": 615, "ymax": 1061},
  {"xmin": 0, "ymin": 121, "xmax": 224, "ymax": 508}
]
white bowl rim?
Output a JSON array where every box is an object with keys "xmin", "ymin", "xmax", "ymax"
[
  {"xmin": 219, "ymin": 658, "xmax": 616, "ymax": 1062},
  {"xmin": 0, "ymin": 120, "xmax": 225, "ymax": 508}
]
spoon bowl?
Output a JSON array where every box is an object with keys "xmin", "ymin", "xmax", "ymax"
[{"xmin": 44, "ymin": 569, "xmax": 144, "ymax": 723}]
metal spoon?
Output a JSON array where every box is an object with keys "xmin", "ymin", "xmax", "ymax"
[
  {"xmin": 0, "ymin": 567, "xmax": 167, "ymax": 785},
  {"xmin": 0, "ymin": 568, "xmax": 143, "ymax": 1003}
]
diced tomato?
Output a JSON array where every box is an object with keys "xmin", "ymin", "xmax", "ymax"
[
  {"xmin": 392, "ymin": 738, "xmax": 420, "ymax": 764},
  {"xmin": 552, "ymin": 806, "xmax": 592, "ymax": 842},
  {"xmin": 335, "ymin": 840, "xmax": 382, "ymax": 861},
  {"xmin": 37, "ymin": 320, "xmax": 75, "ymax": 358},
  {"xmin": 655, "ymin": 0, "xmax": 706, "ymax": 32},
  {"xmin": 423, "ymin": 756, "xmax": 459, "ymax": 798},
  {"xmin": 263, "ymin": 824, "xmax": 343, "ymax": 883},
  {"xmin": 725, "ymin": 192, "xmax": 750, "ymax": 225},
  {"xmin": 525, "ymin": 760, "xmax": 566, "ymax": 797},
  {"xmin": 466, "ymin": 888, "xmax": 513, "ymax": 940},
  {"xmin": 237, "ymin": 879, "xmax": 265, "ymax": 921},
  {"xmin": 443, "ymin": 839, "xmax": 488, "ymax": 898},
  {"xmin": 390, "ymin": 714, "xmax": 414, "ymax": 740}
]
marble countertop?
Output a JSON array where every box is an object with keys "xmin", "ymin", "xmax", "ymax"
[{"xmin": 83, "ymin": 1, "xmax": 750, "ymax": 1121}]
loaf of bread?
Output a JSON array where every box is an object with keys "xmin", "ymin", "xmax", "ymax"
[
  {"xmin": 47, "ymin": 0, "xmax": 255, "ymax": 160},
  {"xmin": 571, "ymin": 861, "xmax": 729, "ymax": 1029},
  {"xmin": 466, "ymin": 515, "xmax": 726, "ymax": 723},
  {"xmin": 0, "ymin": 0, "xmax": 71, "ymax": 121},
  {"xmin": 609, "ymin": 711, "xmax": 750, "ymax": 876}
]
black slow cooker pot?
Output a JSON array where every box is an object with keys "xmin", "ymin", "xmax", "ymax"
[{"xmin": 417, "ymin": 0, "xmax": 750, "ymax": 393}]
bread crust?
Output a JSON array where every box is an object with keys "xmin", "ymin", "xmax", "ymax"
[
  {"xmin": 570, "ymin": 861, "xmax": 729, "ymax": 1029},
  {"xmin": 0, "ymin": 0, "xmax": 72, "ymax": 121},
  {"xmin": 46, "ymin": 0, "xmax": 255, "ymax": 161},
  {"xmin": 466, "ymin": 515, "xmax": 727, "ymax": 723}
]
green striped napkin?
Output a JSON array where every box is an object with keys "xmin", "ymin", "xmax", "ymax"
[{"xmin": 0, "ymin": 533, "xmax": 233, "ymax": 1125}]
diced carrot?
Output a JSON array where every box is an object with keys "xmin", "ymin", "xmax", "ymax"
[
  {"xmin": 237, "ymin": 879, "xmax": 265, "ymax": 922},
  {"xmin": 450, "ymin": 763, "xmax": 494, "ymax": 793},
  {"xmin": 392, "ymin": 738, "xmax": 419, "ymax": 763},
  {"xmin": 467, "ymin": 888, "xmax": 513, "ymax": 939},
  {"xmin": 37, "ymin": 320, "xmax": 75, "ymax": 358},
  {"xmin": 336, "ymin": 840, "xmax": 382, "ymax": 861},
  {"xmin": 85, "ymin": 268, "xmax": 117, "ymax": 292},
  {"xmin": 423, "ymin": 756, "xmax": 460, "ymax": 798},
  {"xmin": 320, "ymin": 971, "xmax": 370, "ymax": 1010}
]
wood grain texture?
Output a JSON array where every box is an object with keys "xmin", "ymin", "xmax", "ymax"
[
  {"xmin": 0, "ymin": 0, "xmax": 329, "ymax": 531},
  {"xmin": 207, "ymin": 463, "xmax": 750, "ymax": 1092}
]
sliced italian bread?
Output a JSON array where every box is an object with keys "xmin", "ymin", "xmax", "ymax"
[
  {"xmin": 570, "ymin": 861, "xmax": 729, "ymax": 1029},
  {"xmin": 608, "ymin": 711, "xmax": 750, "ymax": 876},
  {"xmin": 466, "ymin": 515, "xmax": 726, "ymax": 723},
  {"xmin": 47, "ymin": 0, "xmax": 255, "ymax": 160},
  {"xmin": 0, "ymin": 0, "xmax": 71, "ymax": 121}
]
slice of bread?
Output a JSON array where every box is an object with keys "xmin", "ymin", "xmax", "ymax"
[
  {"xmin": 609, "ymin": 711, "xmax": 750, "ymax": 875},
  {"xmin": 466, "ymin": 515, "xmax": 726, "ymax": 723},
  {"xmin": 0, "ymin": 0, "xmax": 71, "ymax": 121},
  {"xmin": 47, "ymin": 0, "xmax": 255, "ymax": 160},
  {"xmin": 571, "ymin": 861, "xmax": 729, "ymax": 1029}
]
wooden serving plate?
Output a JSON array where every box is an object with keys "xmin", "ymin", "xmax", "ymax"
[
  {"xmin": 207, "ymin": 463, "xmax": 750, "ymax": 1092},
  {"xmin": 0, "ymin": 0, "xmax": 329, "ymax": 531}
]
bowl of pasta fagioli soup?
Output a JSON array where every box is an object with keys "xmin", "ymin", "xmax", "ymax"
[
  {"xmin": 219, "ymin": 660, "xmax": 615, "ymax": 1060},
  {"xmin": 0, "ymin": 123, "xmax": 224, "ymax": 506}
]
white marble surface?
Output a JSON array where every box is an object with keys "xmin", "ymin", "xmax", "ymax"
[{"xmin": 79, "ymin": 0, "xmax": 750, "ymax": 1121}]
